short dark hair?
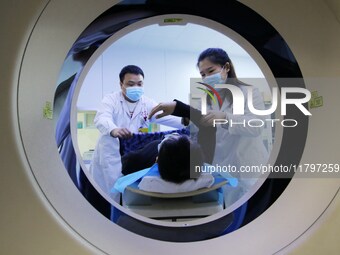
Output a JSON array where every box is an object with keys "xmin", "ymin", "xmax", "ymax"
[
  {"xmin": 119, "ymin": 65, "xmax": 144, "ymax": 82},
  {"xmin": 157, "ymin": 135, "xmax": 203, "ymax": 184}
]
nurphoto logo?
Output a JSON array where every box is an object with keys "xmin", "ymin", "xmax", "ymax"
[{"xmin": 191, "ymin": 82, "xmax": 311, "ymax": 128}]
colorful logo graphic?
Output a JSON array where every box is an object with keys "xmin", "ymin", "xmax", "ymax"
[{"xmin": 196, "ymin": 82, "xmax": 223, "ymax": 109}]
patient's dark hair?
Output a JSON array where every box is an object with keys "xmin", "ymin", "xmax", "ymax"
[{"xmin": 157, "ymin": 135, "xmax": 203, "ymax": 184}]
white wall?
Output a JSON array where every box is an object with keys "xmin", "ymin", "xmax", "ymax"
[{"xmin": 77, "ymin": 23, "xmax": 266, "ymax": 110}]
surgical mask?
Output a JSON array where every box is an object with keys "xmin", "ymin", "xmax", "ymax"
[
  {"xmin": 125, "ymin": 86, "xmax": 144, "ymax": 101},
  {"xmin": 202, "ymin": 70, "xmax": 226, "ymax": 88}
]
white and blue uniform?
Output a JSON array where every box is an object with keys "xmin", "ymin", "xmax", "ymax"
[
  {"xmin": 90, "ymin": 91, "xmax": 183, "ymax": 199},
  {"xmin": 211, "ymin": 85, "xmax": 269, "ymax": 206}
]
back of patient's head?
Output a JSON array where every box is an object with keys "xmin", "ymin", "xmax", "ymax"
[{"xmin": 157, "ymin": 135, "xmax": 203, "ymax": 184}]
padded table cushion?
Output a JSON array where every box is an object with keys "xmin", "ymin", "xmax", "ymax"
[{"xmin": 125, "ymin": 177, "xmax": 227, "ymax": 198}]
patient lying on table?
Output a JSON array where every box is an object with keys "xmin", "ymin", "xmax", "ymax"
[
  {"xmin": 113, "ymin": 133, "xmax": 217, "ymax": 194},
  {"xmin": 157, "ymin": 133, "xmax": 203, "ymax": 183}
]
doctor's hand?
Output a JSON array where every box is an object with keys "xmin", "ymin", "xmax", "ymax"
[
  {"xmin": 110, "ymin": 128, "xmax": 132, "ymax": 139},
  {"xmin": 200, "ymin": 110, "xmax": 227, "ymax": 126},
  {"xmin": 148, "ymin": 101, "xmax": 177, "ymax": 119}
]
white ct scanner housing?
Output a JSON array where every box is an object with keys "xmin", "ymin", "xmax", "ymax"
[{"xmin": 1, "ymin": 0, "xmax": 340, "ymax": 254}]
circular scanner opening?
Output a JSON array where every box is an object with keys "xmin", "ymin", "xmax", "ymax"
[
  {"xmin": 74, "ymin": 21, "xmax": 275, "ymax": 219},
  {"xmin": 53, "ymin": 1, "xmax": 307, "ymax": 242}
]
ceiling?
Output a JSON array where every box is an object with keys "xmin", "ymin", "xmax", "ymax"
[{"xmin": 108, "ymin": 23, "xmax": 250, "ymax": 57}]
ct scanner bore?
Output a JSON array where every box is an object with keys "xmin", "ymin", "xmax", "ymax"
[
  {"xmin": 1, "ymin": 0, "xmax": 340, "ymax": 254},
  {"xmin": 56, "ymin": 1, "xmax": 308, "ymax": 241}
]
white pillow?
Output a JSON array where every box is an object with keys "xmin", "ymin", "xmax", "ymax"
[{"xmin": 138, "ymin": 173, "xmax": 214, "ymax": 193}]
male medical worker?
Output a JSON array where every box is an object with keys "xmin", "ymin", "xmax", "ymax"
[{"xmin": 90, "ymin": 65, "xmax": 183, "ymax": 200}]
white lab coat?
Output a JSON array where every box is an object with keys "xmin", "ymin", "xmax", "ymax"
[
  {"xmin": 89, "ymin": 91, "xmax": 183, "ymax": 199},
  {"xmin": 210, "ymin": 85, "xmax": 269, "ymax": 207}
]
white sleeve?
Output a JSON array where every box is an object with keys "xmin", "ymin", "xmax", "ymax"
[
  {"xmin": 146, "ymin": 98, "xmax": 184, "ymax": 129},
  {"xmin": 227, "ymin": 86, "xmax": 266, "ymax": 137},
  {"xmin": 152, "ymin": 115, "xmax": 184, "ymax": 129},
  {"xmin": 94, "ymin": 94, "xmax": 118, "ymax": 136}
]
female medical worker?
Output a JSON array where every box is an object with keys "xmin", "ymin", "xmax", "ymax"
[
  {"xmin": 149, "ymin": 48, "xmax": 269, "ymax": 206},
  {"xmin": 90, "ymin": 65, "xmax": 183, "ymax": 201}
]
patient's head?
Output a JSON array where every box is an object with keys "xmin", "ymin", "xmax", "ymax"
[{"xmin": 157, "ymin": 134, "xmax": 203, "ymax": 184}]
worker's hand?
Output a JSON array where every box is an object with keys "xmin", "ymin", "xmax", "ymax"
[
  {"xmin": 200, "ymin": 110, "xmax": 227, "ymax": 126},
  {"xmin": 110, "ymin": 128, "xmax": 132, "ymax": 139},
  {"xmin": 181, "ymin": 117, "xmax": 190, "ymax": 126},
  {"xmin": 148, "ymin": 101, "xmax": 177, "ymax": 119}
]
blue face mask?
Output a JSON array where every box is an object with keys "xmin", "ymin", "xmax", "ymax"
[
  {"xmin": 125, "ymin": 86, "xmax": 144, "ymax": 101},
  {"xmin": 202, "ymin": 70, "xmax": 226, "ymax": 88}
]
